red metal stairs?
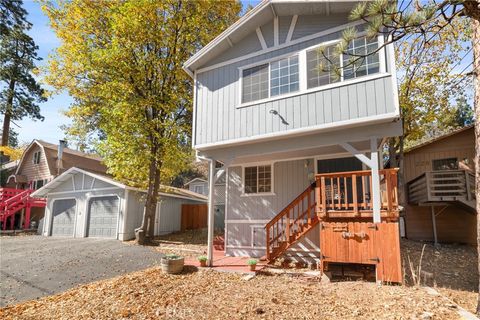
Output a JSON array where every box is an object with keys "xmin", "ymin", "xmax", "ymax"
[{"xmin": 0, "ymin": 188, "xmax": 46, "ymax": 230}]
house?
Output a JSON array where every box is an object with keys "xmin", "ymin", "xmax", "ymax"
[
  {"xmin": 31, "ymin": 167, "xmax": 207, "ymax": 240},
  {"xmin": 185, "ymin": 169, "xmax": 226, "ymax": 230},
  {"xmin": 183, "ymin": 0, "xmax": 403, "ymax": 282},
  {"xmin": 405, "ymin": 125, "xmax": 476, "ymax": 245},
  {"xmin": 0, "ymin": 140, "xmax": 107, "ymax": 231}
]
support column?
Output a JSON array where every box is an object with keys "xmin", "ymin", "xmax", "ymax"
[
  {"xmin": 431, "ymin": 206, "xmax": 438, "ymax": 245},
  {"xmin": 24, "ymin": 205, "xmax": 31, "ymax": 229},
  {"xmin": 370, "ymin": 137, "xmax": 381, "ymax": 223},
  {"xmin": 207, "ymin": 159, "xmax": 216, "ymax": 267}
]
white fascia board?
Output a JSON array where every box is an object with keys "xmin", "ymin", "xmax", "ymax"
[{"xmin": 195, "ymin": 113, "xmax": 400, "ymax": 151}]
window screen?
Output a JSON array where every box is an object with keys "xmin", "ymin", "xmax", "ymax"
[
  {"xmin": 432, "ymin": 158, "xmax": 458, "ymax": 171},
  {"xmin": 242, "ymin": 64, "xmax": 269, "ymax": 103},
  {"xmin": 343, "ymin": 36, "xmax": 380, "ymax": 80},
  {"xmin": 307, "ymin": 45, "xmax": 340, "ymax": 89},
  {"xmin": 270, "ymin": 56, "xmax": 299, "ymax": 97}
]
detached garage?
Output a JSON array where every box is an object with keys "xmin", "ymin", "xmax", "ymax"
[{"xmin": 32, "ymin": 167, "xmax": 207, "ymax": 240}]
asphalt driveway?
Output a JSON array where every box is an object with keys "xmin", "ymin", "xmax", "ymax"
[{"xmin": 0, "ymin": 236, "xmax": 163, "ymax": 307}]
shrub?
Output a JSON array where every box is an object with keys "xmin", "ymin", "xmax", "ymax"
[
  {"xmin": 198, "ymin": 255, "xmax": 208, "ymax": 262},
  {"xmin": 247, "ymin": 259, "xmax": 257, "ymax": 266}
]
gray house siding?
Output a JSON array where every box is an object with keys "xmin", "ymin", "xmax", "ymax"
[
  {"xmin": 225, "ymin": 158, "xmax": 314, "ymax": 257},
  {"xmin": 194, "ymin": 17, "xmax": 395, "ymax": 146}
]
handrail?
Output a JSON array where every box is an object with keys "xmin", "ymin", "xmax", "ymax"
[{"xmin": 265, "ymin": 182, "xmax": 317, "ymax": 261}]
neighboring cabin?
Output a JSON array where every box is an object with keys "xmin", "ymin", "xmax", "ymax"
[
  {"xmin": 183, "ymin": 0, "xmax": 404, "ymax": 282},
  {"xmin": 405, "ymin": 126, "xmax": 476, "ymax": 245}
]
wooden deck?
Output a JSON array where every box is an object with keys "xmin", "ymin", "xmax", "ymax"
[
  {"xmin": 265, "ymin": 169, "xmax": 402, "ymax": 283},
  {"xmin": 315, "ymin": 169, "xmax": 399, "ymax": 220}
]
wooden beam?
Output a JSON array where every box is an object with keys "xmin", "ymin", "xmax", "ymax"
[
  {"xmin": 431, "ymin": 206, "xmax": 438, "ymax": 245},
  {"xmin": 256, "ymin": 27, "xmax": 267, "ymax": 50},
  {"xmin": 207, "ymin": 159, "xmax": 216, "ymax": 266},
  {"xmin": 370, "ymin": 137, "xmax": 381, "ymax": 223},
  {"xmin": 286, "ymin": 15, "xmax": 298, "ymax": 43},
  {"xmin": 273, "ymin": 16, "xmax": 279, "ymax": 46},
  {"xmin": 226, "ymin": 36, "xmax": 233, "ymax": 48},
  {"xmin": 339, "ymin": 142, "xmax": 373, "ymax": 168}
]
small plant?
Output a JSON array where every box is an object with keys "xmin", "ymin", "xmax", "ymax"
[
  {"xmin": 247, "ymin": 259, "xmax": 258, "ymax": 271},
  {"xmin": 247, "ymin": 259, "xmax": 257, "ymax": 266},
  {"xmin": 198, "ymin": 255, "xmax": 208, "ymax": 267}
]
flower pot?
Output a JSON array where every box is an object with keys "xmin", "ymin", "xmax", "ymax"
[
  {"xmin": 199, "ymin": 260, "xmax": 207, "ymax": 267},
  {"xmin": 161, "ymin": 256, "xmax": 184, "ymax": 274},
  {"xmin": 249, "ymin": 264, "xmax": 256, "ymax": 271}
]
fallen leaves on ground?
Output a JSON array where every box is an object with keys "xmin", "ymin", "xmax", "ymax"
[
  {"xmin": 0, "ymin": 266, "xmax": 461, "ymax": 320},
  {"xmin": 401, "ymin": 239, "xmax": 478, "ymax": 314}
]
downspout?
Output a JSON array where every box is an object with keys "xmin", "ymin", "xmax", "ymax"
[{"xmin": 197, "ymin": 155, "xmax": 216, "ymax": 267}]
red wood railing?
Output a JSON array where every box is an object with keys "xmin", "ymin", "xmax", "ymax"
[
  {"xmin": 0, "ymin": 188, "xmax": 46, "ymax": 230},
  {"xmin": 265, "ymin": 182, "xmax": 317, "ymax": 262},
  {"xmin": 315, "ymin": 169, "xmax": 399, "ymax": 219}
]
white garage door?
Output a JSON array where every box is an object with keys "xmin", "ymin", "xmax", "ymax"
[
  {"xmin": 51, "ymin": 199, "xmax": 76, "ymax": 236},
  {"xmin": 87, "ymin": 196, "xmax": 119, "ymax": 238}
]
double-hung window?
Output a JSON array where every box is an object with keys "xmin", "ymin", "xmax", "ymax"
[
  {"xmin": 33, "ymin": 151, "xmax": 41, "ymax": 164},
  {"xmin": 244, "ymin": 165, "xmax": 272, "ymax": 194},
  {"xmin": 241, "ymin": 55, "xmax": 299, "ymax": 104}
]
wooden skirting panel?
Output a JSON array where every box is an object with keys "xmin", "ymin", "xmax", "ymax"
[
  {"xmin": 181, "ymin": 204, "xmax": 208, "ymax": 231},
  {"xmin": 320, "ymin": 221, "xmax": 402, "ymax": 283},
  {"xmin": 405, "ymin": 205, "xmax": 476, "ymax": 245}
]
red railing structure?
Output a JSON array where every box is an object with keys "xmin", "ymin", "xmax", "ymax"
[
  {"xmin": 0, "ymin": 188, "xmax": 46, "ymax": 230},
  {"xmin": 265, "ymin": 182, "xmax": 317, "ymax": 262}
]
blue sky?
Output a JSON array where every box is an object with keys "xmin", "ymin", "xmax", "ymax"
[{"xmin": 18, "ymin": 0, "xmax": 261, "ymax": 146}]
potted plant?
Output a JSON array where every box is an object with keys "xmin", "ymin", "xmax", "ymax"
[
  {"xmin": 161, "ymin": 254, "xmax": 184, "ymax": 274},
  {"xmin": 247, "ymin": 259, "xmax": 257, "ymax": 271},
  {"xmin": 198, "ymin": 255, "xmax": 208, "ymax": 267}
]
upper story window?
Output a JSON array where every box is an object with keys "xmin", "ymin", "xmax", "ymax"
[
  {"xmin": 432, "ymin": 158, "xmax": 458, "ymax": 171},
  {"xmin": 242, "ymin": 55, "xmax": 299, "ymax": 104},
  {"xmin": 307, "ymin": 45, "xmax": 340, "ymax": 89},
  {"xmin": 343, "ymin": 36, "xmax": 380, "ymax": 80},
  {"xmin": 240, "ymin": 35, "xmax": 383, "ymax": 105},
  {"xmin": 33, "ymin": 151, "xmax": 41, "ymax": 164},
  {"xmin": 270, "ymin": 56, "xmax": 299, "ymax": 97},
  {"xmin": 242, "ymin": 64, "xmax": 269, "ymax": 103},
  {"xmin": 244, "ymin": 165, "xmax": 272, "ymax": 194}
]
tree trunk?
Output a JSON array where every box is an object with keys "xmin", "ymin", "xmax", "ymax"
[
  {"xmin": 135, "ymin": 147, "xmax": 162, "ymax": 245},
  {"xmin": 472, "ymin": 16, "xmax": 480, "ymax": 317},
  {"xmin": 2, "ymin": 80, "xmax": 15, "ymax": 146}
]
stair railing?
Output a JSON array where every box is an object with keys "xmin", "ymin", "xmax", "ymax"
[{"xmin": 265, "ymin": 182, "xmax": 317, "ymax": 261}]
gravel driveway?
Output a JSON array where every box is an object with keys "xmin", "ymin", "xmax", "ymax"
[{"xmin": 0, "ymin": 236, "xmax": 163, "ymax": 307}]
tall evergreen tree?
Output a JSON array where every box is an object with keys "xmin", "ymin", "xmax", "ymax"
[{"xmin": 0, "ymin": 0, "xmax": 46, "ymax": 146}]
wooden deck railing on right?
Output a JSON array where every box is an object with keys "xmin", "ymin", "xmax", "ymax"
[
  {"xmin": 407, "ymin": 170, "xmax": 476, "ymax": 208},
  {"xmin": 315, "ymin": 169, "xmax": 399, "ymax": 219}
]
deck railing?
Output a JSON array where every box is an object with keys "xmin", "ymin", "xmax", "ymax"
[
  {"xmin": 315, "ymin": 168, "xmax": 399, "ymax": 219},
  {"xmin": 407, "ymin": 170, "xmax": 476, "ymax": 204}
]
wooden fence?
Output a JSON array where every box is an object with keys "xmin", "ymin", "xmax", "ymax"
[{"xmin": 181, "ymin": 204, "xmax": 208, "ymax": 231}]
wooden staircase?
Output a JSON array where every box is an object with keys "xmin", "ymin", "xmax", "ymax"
[
  {"xmin": 265, "ymin": 182, "xmax": 318, "ymax": 262},
  {"xmin": 0, "ymin": 188, "xmax": 46, "ymax": 230}
]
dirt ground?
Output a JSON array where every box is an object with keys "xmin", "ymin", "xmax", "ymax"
[{"xmin": 1, "ymin": 231, "xmax": 478, "ymax": 319}]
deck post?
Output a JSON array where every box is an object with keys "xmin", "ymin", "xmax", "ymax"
[
  {"xmin": 431, "ymin": 206, "xmax": 438, "ymax": 245},
  {"xmin": 206, "ymin": 158, "xmax": 216, "ymax": 267},
  {"xmin": 24, "ymin": 205, "xmax": 31, "ymax": 229},
  {"xmin": 370, "ymin": 137, "xmax": 381, "ymax": 223}
]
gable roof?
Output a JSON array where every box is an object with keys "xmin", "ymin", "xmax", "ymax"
[
  {"xmin": 32, "ymin": 167, "xmax": 207, "ymax": 202},
  {"xmin": 183, "ymin": 0, "xmax": 362, "ymax": 74},
  {"xmin": 405, "ymin": 125, "xmax": 474, "ymax": 154},
  {"xmin": 15, "ymin": 140, "xmax": 107, "ymax": 176},
  {"xmin": 184, "ymin": 177, "xmax": 208, "ymax": 186}
]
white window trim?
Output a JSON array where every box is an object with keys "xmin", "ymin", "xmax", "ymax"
[
  {"xmin": 237, "ymin": 33, "xmax": 386, "ymax": 109},
  {"xmin": 32, "ymin": 151, "xmax": 41, "ymax": 165},
  {"xmin": 241, "ymin": 162, "xmax": 275, "ymax": 197}
]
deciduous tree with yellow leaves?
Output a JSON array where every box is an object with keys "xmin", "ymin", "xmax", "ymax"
[{"xmin": 43, "ymin": 0, "xmax": 241, "ymax": 244}]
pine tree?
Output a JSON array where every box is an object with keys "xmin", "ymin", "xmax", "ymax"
[
  {"xmin": 0, "ymin": 0, "xmax": 46, "ymax": 146},
  {"xmin": 338, "ymin": 1, "xmax": 480, "ymax": 314}
]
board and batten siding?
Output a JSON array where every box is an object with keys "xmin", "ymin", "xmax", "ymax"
[
  {"xmin": 225, "ymin": 158, "xmax": 314, "ymax": 257},
  {"xmin": 194, "ymin": 16, "xmax": 396, "ymax": 147}
]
